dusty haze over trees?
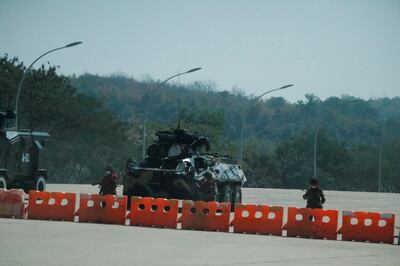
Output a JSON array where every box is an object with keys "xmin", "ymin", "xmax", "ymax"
[{"xmin": 1, "ymin": 56, "xmax": 399, "ymax": 192}]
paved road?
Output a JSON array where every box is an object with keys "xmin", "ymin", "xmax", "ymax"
[{"xmin": 0, "ymin": 185, "xmax": 399, "ymax": 266}]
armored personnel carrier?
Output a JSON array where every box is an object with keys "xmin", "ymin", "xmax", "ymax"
[
  {"xmin": 0, "ymin": 110, "xmax": 49, "ymax": 192},
  {"xmin": 123, "ymin": 128, "xmax": 246, "ymax": 206}
]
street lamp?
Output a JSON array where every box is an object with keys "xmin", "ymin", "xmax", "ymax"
[
  {"xmin": 377, "ymin": 121, "xmax": 385, "ymax": 192},
  {"xmin": 142, "ymin": 67, "xmax": 201, "ymax": 159},
  {"xmin": 239, "ymin": 84, "xmax": 293, "ymax": 166},
  {"xmin": 313, "ymin": 121, "xmax": 320, "ymax": 180},
  {"xmin": 14, "ymin": 41, "xmax": 83, "ymax": 128}
]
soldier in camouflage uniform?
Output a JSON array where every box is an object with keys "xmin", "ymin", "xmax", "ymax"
[
  {"xmin": 303, "ymin": 178, "xmax": 326, "ymax": 209},
  {"xmin": 93, "ymin": 166, "xmax": 118, "ymax": 195}
]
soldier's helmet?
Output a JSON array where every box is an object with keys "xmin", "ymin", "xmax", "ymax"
[
  {"xmin": 105, "ymin": 166, "xmax": 114, "ymax": 172},
  {"xmin": 310, "ymin": 178, "xmax": 319, "ymax": 186}
]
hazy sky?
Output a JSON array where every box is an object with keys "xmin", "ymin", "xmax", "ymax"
[{"xmin": 0, "ymin": 0, "xmax": 399, "ymax": 102}]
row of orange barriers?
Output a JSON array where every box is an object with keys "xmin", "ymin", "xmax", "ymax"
[{"xmin": 0, "ymin": 189, "xmax": 397, "ymax": 244}]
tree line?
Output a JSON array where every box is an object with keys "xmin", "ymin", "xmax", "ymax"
[{"xmin": 1, "ymin": 55, "xmax": 399, "ymax": 192}]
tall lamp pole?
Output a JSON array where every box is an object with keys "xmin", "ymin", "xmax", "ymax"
[
  {"xmin": 313, "ymin": 122, "xmax": 320, "ymax": 180},
  {"xmin": 378, "ymin": 122, "xmax": 385, "ymax": 192},
  {"xmin": 239, "ymin": 84, "xmax": 293, "ymax": 166},
  {"xmin": 14, "ymin": 41, "xmax": 83, "ymax": 128},
  {"xmin": 142, "ymin": 67, "xmax": 201, "ymax": 159},
  {"xmin": 314, "ymin": 121, "xmax": 342, "ymax": 180}
]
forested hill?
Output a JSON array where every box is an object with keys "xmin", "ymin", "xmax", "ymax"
[
  {"xmin": 71, "ymin": 74, "xmax": 400, "ymax": 192},
  {"xmin": 1, "ymin": 56, "xmax": 399, "ymax": 192},
  {"xmin": 71, "ymin": 73, "xmax": 400, "ymax": 148}
]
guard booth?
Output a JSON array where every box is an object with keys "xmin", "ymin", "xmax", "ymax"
[{"xmin": 0, "ymin": 111, "xmax": 49, "ymax": 191}]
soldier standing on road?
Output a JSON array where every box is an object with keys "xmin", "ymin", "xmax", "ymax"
[
  {"xmin": 303, "ymin": 178, "xmax": 326, "ymax": 209},
  {"xmin": 93, "ymin": 166, "xmax": 118, "ymax": 195},
  {"xmin": 199, "ymin": 171, "xmax": 218, "ymax": 202}
]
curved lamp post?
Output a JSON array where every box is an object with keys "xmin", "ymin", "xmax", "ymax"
[
  {"xmin": 313, "ymin": 121, "xmax": 320, "ymax": 180},
  {"xmin": 14, "ymin": 41, "xmax": 83, "ymax": 128},
  {"xmin": 239, "ymin": 84, "xmax": 293, "ymax": 166},
  {"xmin": 142, "ymin": 67, "xmax": 201, "ymax": 159},
  {"xmin": 377, "ymin": 121, "xmax": 385, "ymax": 192},
  {"xmin": 313, "ymin": 116, "xmax": 341, "ymax": 180}
]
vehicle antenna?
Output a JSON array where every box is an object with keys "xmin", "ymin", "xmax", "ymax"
[
  {"xmin": 177, "ymin": 72, "xmax": 181, "ymax": 129},
  {"xmin": 6, "ymin": 94, "xmax": 11, "ymax": 128},
  {"xmin": 7, "ymin": 94, "xmax": 11, "ymax": 109}
]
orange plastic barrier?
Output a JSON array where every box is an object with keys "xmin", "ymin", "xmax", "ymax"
[
  {"xmin": 0, "ymin": 189, "xmax": 25, "ymax": 218},
  {"xmin": 180, "ymin": 200, "xmax": 231, "ymax": 232},
  {"xmin": 76, "ymin": 193, "xmax": 127, "ymax": 225},
  {"xmin": 338, "ymin": 211, "xmax": 395, "ymax": 244},
  {"xmin": 128, "ymin": 196, "xmax": 179, "ymax": 228},
  {"xmin": 27, "ymin": 191, "xmax": 76, "ymax": 221},
  {"xmin": 283, "ymin": 207, "xmax": 338, "ymax": 240},
  {"xmin": 232, "ymin": 204, "xmax": 283, "ymax": 236}
]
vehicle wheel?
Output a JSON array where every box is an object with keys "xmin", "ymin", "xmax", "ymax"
[
  {"xmin": 125, "ymin": 185, "xmax": 150, "ymax": 209},
  {"xmin": 35, "ymin": 176, "xmax": 46, "ymax": 191},
  {"xmin": 0, "ymin": 176, "xmax": 7, "ymax": 189},
  {"xmin": 232, "ymin": 186, "xmax": 242, "ymax": 204},
  {"xmin": 219, "ymin": 184, "xmax": 232, "ymax": 203},
  {"xmin": 231, "ymin": 186, "xmax": 242, "ymax": 211}
]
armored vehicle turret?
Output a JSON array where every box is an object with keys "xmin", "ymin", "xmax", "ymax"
[
  {"xmin": 123, "ymin": 128, "xmax": 246, "ymax": 207},
  {"xmin": 0, "ymin": 110, "xmax": 49, "ymax": 191}
]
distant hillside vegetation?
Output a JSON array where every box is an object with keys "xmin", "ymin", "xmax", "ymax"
[
  {"xmin": 71, "ymin": 73, "xmax": 400, "ymax": 192},
  {"xmin": 1, "ymin": 55, "xmax": 399, "ymax": 192}
]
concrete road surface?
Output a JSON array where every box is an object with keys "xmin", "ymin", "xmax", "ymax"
[{"xmin": 0, "ymin": 184, "xmax": 399, "ymax": 266}]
